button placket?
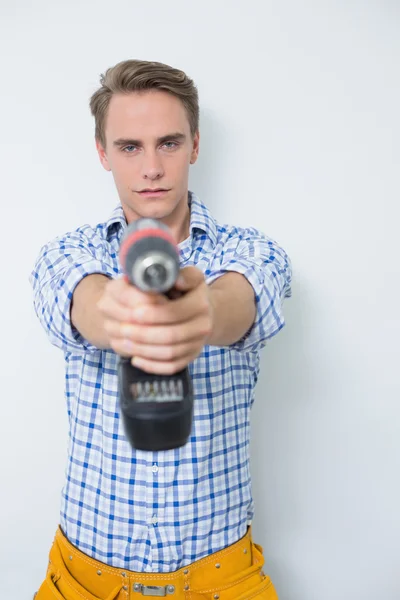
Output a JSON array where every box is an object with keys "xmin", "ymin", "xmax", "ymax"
[
  {"xmin": 145, "ymin": 454, "xmax": 159, "ymax": 529},
  {"xmin": 153, "ymin": 457, "xmax": 166, "ymax": 531},
  {"xmin": 151, "ymin": 514, "xmax": 158, "ymax": 526}
]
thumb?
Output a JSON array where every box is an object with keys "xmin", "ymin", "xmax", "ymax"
[{"xmin": 175, "ymin": 266, "xmax": 205, "ymax": 292}]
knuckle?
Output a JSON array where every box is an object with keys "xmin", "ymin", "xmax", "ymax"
[
  {"xmin": 120, "ymin": 323, "xmax": 132, "ymax": 337},
  {"xmin": 109, "ymin": 338, "xmax": 120, "ymax": 354},
  {"xmin": 165, "ymin": 345, "xmax": 177, "ymax": 360},
  {"xmin": 121, "ymin": 286, "xmax": 141, "ymax": 307},
  {"xmin": 106, "ymin": 279, "xmax": 120, "ymax": 299},
  {"xmin": 103, "ymin": 319, "xmax": 112, "ymax": 334},
  {"xmin": 121, "ymin": 288, "xmax": 133, "ymax": 307},
  {"xmin": 201, "ymin": 317, "xmax": 213, "ymax": 336},
  {"xmin": 96, "ymin": 296, "xmax": 105, "ymax": 312},
  {"xmin": 201, "ymin": 297, "xmax": 210, "ymax": 314},
  {"xmin": 134, "ymin": 333, "xmax": 145, "ymax": 346},
  {"xmin": 119, "ymin": 323, "xmax": 137, "ymax": 342},
  {"xmin": 167, "ymin": 329, "xmax": 179, "ymax": 345}
]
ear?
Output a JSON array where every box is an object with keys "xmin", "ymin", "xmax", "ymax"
[
  {"xmin": 190, "ymin": 130, "xmax": 200, "ymax": 165},
  {"xmin": 95, "ymin": 138, "xmax": 112, "ymax": 172}
]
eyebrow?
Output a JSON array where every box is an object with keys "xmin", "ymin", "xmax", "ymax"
[{"xmin": 113, "ymin": 132, "xmax": 187, "ymax": 148}]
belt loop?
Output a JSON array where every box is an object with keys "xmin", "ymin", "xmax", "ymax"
[{"xmin": 104, "ymin": 583, "xmax": 126, "ymax": 600}]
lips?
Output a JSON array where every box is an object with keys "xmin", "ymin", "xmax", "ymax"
[{"xmin": 137, "ymin": 188, "xmax": 170, "ymax": 198}]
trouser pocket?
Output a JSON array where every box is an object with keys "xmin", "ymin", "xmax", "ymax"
[
  {"xmin": 229, "ymin": 574, "xmax": 279, "ymax": 600},
  {"xmin": 216, "ymin": 571, "xmax": 278, "ymax": 600},
  {"xmin": 205, "ymin": 541, "xmax": 279, "ymax": 600},
  {"xmin": 35, "ymin": 542, "xmax": 121, "ymax": 600},
  {"xmin": 35, "ymin": 568, "xmax": 105, "ymax": 600}
]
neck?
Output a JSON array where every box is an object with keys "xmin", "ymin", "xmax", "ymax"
[
  {"xmin": 123, "ymin": 191, "xmax": 191, "ymax": 244},
  {"xmin": 166, "ymin": 201, "xmax": 191, "ymax": 244}
]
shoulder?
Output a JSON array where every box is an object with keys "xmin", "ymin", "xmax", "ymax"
[
  {"xmin": 215, "ymin": 222, "xmax": 277, "ymax": 252},
  {"xmin": 45, "ymin": 213, "xmax": 114, "ymax": 248}
]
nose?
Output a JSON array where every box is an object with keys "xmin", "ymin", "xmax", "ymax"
[{"xmin": 141, "ymin": 150, "xmax": 164, "ymax": 181}]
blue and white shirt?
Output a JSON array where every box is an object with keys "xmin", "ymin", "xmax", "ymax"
[{"xmin": 29, "ymin": 192, "xmax": 292, "ymax": 573}]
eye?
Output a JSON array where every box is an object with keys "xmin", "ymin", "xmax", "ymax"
[
  {"xmin": 162, "ymin": 141, "xmax": 178, "ymax": 149},
  {"xmin": 122, "ymin": 145, "xmax": 137, "ymax": 153}
]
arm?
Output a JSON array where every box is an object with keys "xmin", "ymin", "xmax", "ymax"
[
  {"xmin": 70, "ymin": 274, "xmax": 112, "ymax": 349},
  {"xmin": 205, "ymin": 226, "xmax": 293, "ymax": 352},
  {"xmin": 29, "ymin": 229, "xmax": 117, "ymax": 353},
  {"xmin": 69, "ymin": 269, "xmax": 255, "ymax": 353},
  {"xmin": 34, "ymin": 225, "xmax": 291, "ymax": 371},
  {"xmin": 30, "ymin": 234, "xmax": 256, "ymax": 357},
  {"xmin": 98, "ymin": 224, "xmax": 292, "ymax": 375},
  {"xmin": 207, "ymin": 272, "xmax": 256, "ymax": 346}
]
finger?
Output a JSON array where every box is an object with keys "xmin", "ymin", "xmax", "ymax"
[
  {"xmin": 107, "ymin": 276, "xmax": 168, "ymax": 308},
  {"xmin": 174, "ymin": 266, "xmax": 205, "ymax": 292},
  {"xmin": 108, "ymin": 334, "xmax": 137, "ymax": 358},
  {"xmin": 131, "ymin": 350, "xmax": 202, "ymax": 375},
  {"xmin": 111, "ymin": 339, "xmax": 199, "ymax": 362},
  {"xmin": 132, "ymin": 286, "xmax": 210, "ymax": 325},
  {"xmin": 98, "ymin": 295, "xmax": 139, "ymax": 324},
  {"xmin": 116, "ymin": 316, "xmax": 212, "ymax": 345}
]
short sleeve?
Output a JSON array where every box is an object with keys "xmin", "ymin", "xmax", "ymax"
[
  {"xmin": 29, "ymin": 227, "xmax": 118, "ymax": 353},
  {"xmin": 205, "ymin": 227, "xmax": 292, "ymax": 352}
]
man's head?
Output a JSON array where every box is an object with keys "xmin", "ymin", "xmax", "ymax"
[{"xmin": 90, "ymin": 59, "xmax": 200, "ymax": 227}]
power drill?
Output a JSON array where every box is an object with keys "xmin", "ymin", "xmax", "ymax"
[{"xmin": 117, "ymin": 218, "xmax": 194, "ymax": 451}]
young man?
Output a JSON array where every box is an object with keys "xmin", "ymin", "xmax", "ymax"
[{"xmin": 30, "ymin": 59, "xmax": 292, "ymax": 599}]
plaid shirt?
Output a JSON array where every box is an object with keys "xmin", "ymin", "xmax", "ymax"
[{"xmin": 29, "ymin": 192, "xmax": 292, "ymax": 572}]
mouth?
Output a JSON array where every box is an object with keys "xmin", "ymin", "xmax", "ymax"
[{"xmin": 137, "ymin": 188, "xmax": 170, "ymax": 198}]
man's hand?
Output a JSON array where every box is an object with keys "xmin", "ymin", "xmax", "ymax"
[{"xmin": 97, "ymin": 267, "xmax": 214, "ymax": 374}]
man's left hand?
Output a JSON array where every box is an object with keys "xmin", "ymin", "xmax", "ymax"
[{"xmin": 124, "ymin": 266, "xmax": 213, "ymax": 374}]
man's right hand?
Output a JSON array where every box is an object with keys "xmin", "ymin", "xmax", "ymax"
[{"xmin": 96, "ymin": 276, "xmax": 168, "ymax": 357}]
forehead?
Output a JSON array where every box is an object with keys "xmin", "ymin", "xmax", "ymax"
[{"xmin": 105, "ymin": 90, "xmax": 190, "ymax": 139}]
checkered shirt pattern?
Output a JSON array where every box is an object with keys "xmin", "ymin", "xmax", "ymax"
[{"xmin": 29, "ymin": 192, "xmax": 292, "ymax": 572}]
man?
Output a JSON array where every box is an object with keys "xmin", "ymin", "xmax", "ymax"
[{"xmin": 30, "ymin": 59, "xmax": 292, "ymax": 599}]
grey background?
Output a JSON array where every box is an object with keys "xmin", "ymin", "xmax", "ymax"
[{"xmin": 0, "ymin": 1, "xmax": 399, "ymax": 598}]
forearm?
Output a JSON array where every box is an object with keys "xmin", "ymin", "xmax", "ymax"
[
  {"xmin": 70, "ymin": 271, "xmax": 256, "ymax": 354},
  {"xmin": 207, "ymin": 272, "xmax": 256, "ymax": 346},
  {"xmin": 71, "ymin": 274, "xmax": 112, "ymax": 350}
]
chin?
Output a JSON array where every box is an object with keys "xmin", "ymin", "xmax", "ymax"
[{"xmin": 126, "ymin": 202, "xmax": 175, "ymax": 222}]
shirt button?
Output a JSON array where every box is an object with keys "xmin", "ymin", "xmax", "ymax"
[
  {"xmin": 152, "ymin": 463, "xmax": 159, "ymax": 474},
  {"xmin": 151, "ymin": 514, "xmax": 158, "ymax": 526}
]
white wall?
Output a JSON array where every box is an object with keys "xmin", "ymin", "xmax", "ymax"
[{"xmin": 1, "ymin": 1, "xmax": 399, "ymax": 598}]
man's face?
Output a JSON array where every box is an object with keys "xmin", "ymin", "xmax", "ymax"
[{"xmin": 96, "ymin": 90, "xmax": 199, "ymax": 225}]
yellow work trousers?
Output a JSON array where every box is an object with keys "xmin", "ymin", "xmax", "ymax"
[{"xmin": 35, "ymin": 526, "xmax": 279, "ymax": 599}]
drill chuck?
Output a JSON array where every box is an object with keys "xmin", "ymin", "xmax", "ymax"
[{"xmin": 119, "ymin": 218, "xmax": 179, "ymax": 293}]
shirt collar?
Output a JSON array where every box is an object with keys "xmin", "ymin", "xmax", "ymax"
[
  {"xmin": 105, "ymin": 204, "xmax": 127, "ymax": 238},
  {"xmin": 187, "ymin": 191, "xmax": 218, "ymax": 248},
  {"xmin": 105, "ymin": 191, "xmax": 218, "ymax": 248}
]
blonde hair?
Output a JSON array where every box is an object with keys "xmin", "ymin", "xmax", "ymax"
[{"xmin": 89, "ymin": 59, "xmax": 199, "ymax": 148}]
